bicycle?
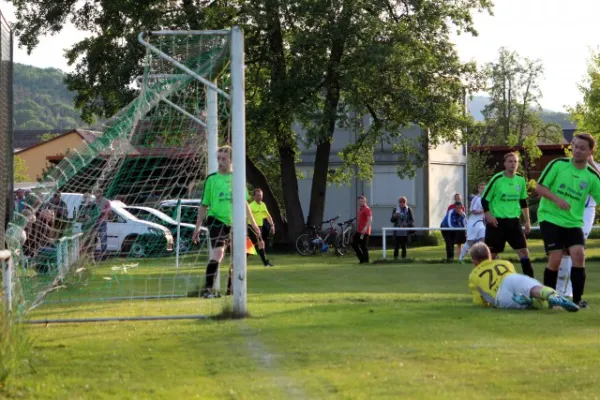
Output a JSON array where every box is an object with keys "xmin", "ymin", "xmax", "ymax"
[
  {"xmin": 334, "ymin": 218, "xmax": 356, "ymax": 256},
  {"xmin": 296, "ymin": 216, "xmax": 341, "ymax": 256}
]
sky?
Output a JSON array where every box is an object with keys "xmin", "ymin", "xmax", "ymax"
[{"xmin": 0, "ymin": 0, "xmax": 598, "ymax": 112}]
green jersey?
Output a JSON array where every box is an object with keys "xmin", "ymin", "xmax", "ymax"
[
  {"xmin": 201, "ymin": 172, "xmax": 249, "ymax": 226},
  {"xmin": 482, "ymin": 172, "xmax": 528, "ymax": 219},
  {"xmin": 537, "ymin": 158, "xmax": 600, "ymax": 228}
]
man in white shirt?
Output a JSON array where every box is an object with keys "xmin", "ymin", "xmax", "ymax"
[{"xmin": 459, "ymin": 182, "xmax": 487, "ymax": 261}]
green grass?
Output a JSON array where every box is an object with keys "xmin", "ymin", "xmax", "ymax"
[{"xmin": 5, "ymin": 239, "xmax": 600, "ymax": 399}]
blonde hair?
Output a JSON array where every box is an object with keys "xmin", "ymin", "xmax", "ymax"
[
  {"xmin": 217, "ymin": 145, "xmax": 232, "ymax": 156},
  {"xmin": 503, "ymin": 152, "xmax": 518, "ymax": 161},
  {"xmin": 469, "ymin": 242, "xmax": 492, "ymax": 264}
]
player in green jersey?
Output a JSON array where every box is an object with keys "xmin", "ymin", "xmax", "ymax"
[
  {"xmin": 192, "ymin": 146, "xmax": 261, "ymax": 298},
  {"xmin": 481, "ymin": 152, "xmax": 534, "ymax": 277},
  {"xmin": 536, "ymin": 133, "xmax": 600, "ymax": 308}
]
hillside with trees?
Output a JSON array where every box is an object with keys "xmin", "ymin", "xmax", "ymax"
[{"xmin": 13, "ymin": 63, "xmax": 94, "ymax": 130}]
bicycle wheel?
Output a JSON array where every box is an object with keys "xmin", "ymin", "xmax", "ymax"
[
  {"xmin": 335, "ymin": 234, "xmax": 348, "ymax": 256},
  {"xmin": 296, "ymin": 233, "xmax": 317, "ymax": 256}
]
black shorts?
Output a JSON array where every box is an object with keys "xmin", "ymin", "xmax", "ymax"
[
  {"xmin": 247, "ymin": 225, "xmax": 262, "ymax": 245},
  {"xmin": 206, "ymin": 216, "xmax": 231, "ymax": 248},
  {"xmin": 484, "ymin": 217, "xmax": 527, "ymax": 254},
  {"xmin": 540, "ymin": 220, "xmax": 585, "ymax": 254}
]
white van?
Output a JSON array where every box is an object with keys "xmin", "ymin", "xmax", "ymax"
[{"xmin": 61, "ymin": 193, "xmax": 174, "ymax": 257}]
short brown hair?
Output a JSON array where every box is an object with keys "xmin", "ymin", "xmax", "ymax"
[
  {"xmin": 503, "ymin": 152, "xmax": 518, "ymax": 161},
  {"xmin": 217, "ymin": 145, "xmax": 232, "ymax": 156},
  {"xmin": 358, "ymin": 195, "xmax": 367, "ymax": 201},
  {"xmin": 574, "ymin": 132, "xmax": 596, "ymax": 150},
  {"xmin": 253, "ymin": 188, "xmax": 263, "ymax": 195}
]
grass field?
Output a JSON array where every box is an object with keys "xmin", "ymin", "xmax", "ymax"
[{"xmin": 4, "ymin": 239, "xmax": 600, "ymax": 399}]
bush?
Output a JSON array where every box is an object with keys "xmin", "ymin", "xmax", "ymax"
[{"xmin": 411, "ymin": 231, "xmax": 442, "ymax": 247}]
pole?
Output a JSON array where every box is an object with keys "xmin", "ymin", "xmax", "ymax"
[
  {"xmin": 382, "ymin": 228, "xmax": 387, "ymax": 260},
  {"xmin": 176, "ymin": 199, "xmax": 182, "ymax": 269},
  {"xmin": 230, "ymin": 26, "xmax": 247, "ymax": 316},
  {"xmin": 207, "ymin": 80, "xmax": 220, "ymax": 291},
  {"xmin": 1, "ymin": 250, "xmax": 12, "ymax": 313}
]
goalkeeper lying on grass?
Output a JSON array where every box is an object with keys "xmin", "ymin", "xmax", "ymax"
[{"xmin": 467, "ymin": 242, "xmax": 579, "ymax": 312}]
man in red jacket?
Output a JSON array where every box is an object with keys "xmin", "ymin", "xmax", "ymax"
[{"xmin": 352, "ymin": 196, "xmax": 373, "ymax": 264}]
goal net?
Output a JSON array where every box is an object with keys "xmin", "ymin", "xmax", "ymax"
[{"xmin": 5, "ymin": 28, "xmax": 248, "ymax": 322}]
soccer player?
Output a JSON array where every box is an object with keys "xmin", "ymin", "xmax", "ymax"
[
  {"xmin": 468, "ymin": 242, "xmax": 578, "ymax": 311},
  {"xmin": 192, "ymin": 146, "xmax": 261, "ymax": 298},
  {"xmin": 481, "ymin": 152, "xmax": 533, "ymax": 277},
  {"xmin": 536, "ymin": 133, "xmax": 600, "ymax": 308},
  {"xmin": 557, "ymin": 158, "xmax": 600, "ymax": 298},
  {"xmin": 248, "ymin": 188, "xmax": 275, "ymax": 267},
  {"xmin": 459, "ymin": 182, "xmax": 487, "ymax": 261}
]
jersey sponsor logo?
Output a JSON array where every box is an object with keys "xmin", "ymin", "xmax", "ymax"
[
  {"xmin": 515, "ymin": 185, "xmax": 521, "ymax": 192},
  {"xmin": 580, "ymin": 181, "xmax": 588, "ymax": 190}
]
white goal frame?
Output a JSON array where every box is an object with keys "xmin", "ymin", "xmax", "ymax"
[{"xmin": 137, "ymin": 26, "xmax": 248, "ymax": 316}]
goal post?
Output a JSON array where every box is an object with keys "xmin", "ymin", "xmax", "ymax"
[{"xmin": 5, "ymin": 27, "xmax": 248, "ymax": 321}]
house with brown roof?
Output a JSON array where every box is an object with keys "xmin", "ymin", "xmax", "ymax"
[{"xmin": 14, "ymin": 129, "xmax": 101, "ymax": 181}]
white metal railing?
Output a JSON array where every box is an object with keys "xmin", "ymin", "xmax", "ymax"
[
  {"xmin": 1, "ymin": 250, "xmax": 13, "ymax": 313},
  {"xmin": 381, "ymin": 225, "xmax": 600, "ymax": 260}
]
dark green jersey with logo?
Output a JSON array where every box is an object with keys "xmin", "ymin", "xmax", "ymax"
[
  {"xmin": 537, "ymin": 158, "xmax": 600, "ymax": 228},
  {"xmin": 482, "ymin": 172, "xmax": 528, "ymax": 219}
]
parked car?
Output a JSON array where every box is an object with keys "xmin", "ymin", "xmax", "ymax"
[
  {"xmin": 60, "ymin": 193, "xmax": 174, "ymax": 258},
  {"xmin": 124, "ymin": 206, "xmax": 201, "ymax": 253},
  {"xmin": 156, "ymin": 199, "xmax": 202, "ymax": 224}
]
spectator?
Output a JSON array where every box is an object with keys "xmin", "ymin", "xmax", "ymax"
[
  {"xmin": 93, "ymin": 188, "xmax": 111, "ymax": 261},
  {"xmin": 15, "ymin": 189, "xmax": 26, "ymax": 213},
  {"xmin": 390, "ymin": 196, "xmax": 414, "ymax": 260},
  {"xmin": 441, "ymin": 201, "xmax": 466, "ymax": 261},
  {"xmin": 44, "ymin": 191, "xmax": 68, "ymax": 238},
  {"xmin": 352, "ymin": 196, "xmax": 372, "ymax": 264},
  {"xmin": 76, "ymin": 193, "xmax": 100, "ymax": 259},
  {"xmin": 447, "ymin": 193, "xmax": 466, "ymax": 213}
]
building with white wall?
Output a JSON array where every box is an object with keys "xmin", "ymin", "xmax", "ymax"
[{"xmin": 295, "ymin": 122, "xmax": 467, "ymax": 236}]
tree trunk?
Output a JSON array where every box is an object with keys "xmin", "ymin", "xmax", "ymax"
[
  {"xmin": 307, "ymin": 141, "xmax": 332, "ymax": 228},
  {"xmin": 279, "ymin": 145, "xmax": 306, "ymax": 244},
  {"xmin": 246, "ymin": 156, "xmax": 286, "ymax": 241}
]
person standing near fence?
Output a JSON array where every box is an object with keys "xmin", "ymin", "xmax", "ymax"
[
  {"xmin": 536, "ymin": 133, "xmax": 600, "ymax": 309},
  {"xmin": 459, "ymin": 182, "xmax": 487, "ymax": 261},
  {"xmin": 248, "ymin": 188, "xmax": 275, "ymax": 267},
  {"xmin": 93, "ymin": 188, "xmax": 111, "ymax": 261},
  {"xmin": 481, "ymin": 152, "xmax": 533, "ymax": 277},
  {"xmin": 390, "ymin": 196, "xmax": 414, "ymax": 260},
  {"xmin": 557, "ymin": 158, "xmax": 600, "ymax": 298},
  {"xmin": 440, "ymin": 202, "xmax": 466, "ymax": 261},
  {"xmin": 352, "ymin": 196, "xmax": 372, "ymax": 264}
]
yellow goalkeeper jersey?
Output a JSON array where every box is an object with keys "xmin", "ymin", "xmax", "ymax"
[{"xmin": 468, "ymin": 259, "xmax": 517, "ymax": 306}]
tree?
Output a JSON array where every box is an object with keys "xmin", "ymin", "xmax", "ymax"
[
  {"xmin": 481, "ymin": 48, "xmax": 562, "ymax": 179},
  {"xmin": 9, "ymin": 0, "xmax": 491, "ymax": 242},
  {"xmin": 568, "ymin": 51, "xmax": 600, "ymax": 137},
  {"xmin": 467, "ymin": 150, "xmax": 497, "ymax": 195},
  {"xmin": 13, "ymin": 156, "xmax": 29, "ymax": 183}
]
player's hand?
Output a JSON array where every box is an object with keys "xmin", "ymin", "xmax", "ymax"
[
  {"xmin": 524, "ymin": 222, "xmax": 531, "ymax": 236},
  {"xmin": 270, "ymin": 225, "xmax": 275, "ymax": 234},
  {"xmin": 192, "ymin": 228, "xmax": 201, "ymax": 244},
  {"xmin": 485, "ymin": 212, "xmax": 498, "ymax": 228},
  {"xmin": 555, "ymin": 198, "xmax": 570, "ymax": 210}
]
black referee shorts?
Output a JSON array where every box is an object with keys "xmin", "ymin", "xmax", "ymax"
[
  {"xmin": 484, "ymin": 217, "xmax": 527, "ymax": 254},
  {"xmin": 247, "ymin": 225, "xmax": 262, "ymax": 245},
  {"xmin": 540, "ymin": 220, "xmax": 585, "ymax": 254},
  {"xmin": 205, "ymin": 216, "xmax": 231, "ymax": 248}
]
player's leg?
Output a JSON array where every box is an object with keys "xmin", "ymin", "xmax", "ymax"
[
  {"xmin": 399, "ymin": 235, "xmax": 407, "ymax": 259},
  {"xmin": 528, "ymin": 284, "xmax": 579, "ymax": 312},
  {"xmin": 567, "ymin": 227, "xmax": 587, "ymax": 307},
  {"xmin": 454, "ymin": 230, "xmax": 466, "ymax": 260},
  {"xmin": 361, "ymin": 234, "xmax": 370, "ymax": 263},
  {"xmin": 393, "ymin": 233, "xmax": 400, "ymax": 260},
  {"xmin": 505, "ymin": 218, "xmax": 534, "ymax": 278},
  {"xmin": 441, "ymin": 230, "xmax": 454, "ymax": 261},
  {"xmin": 458, "ymin": 240, "xmax": 471, "ymax": 261},
  {"xmin": 248, "ymin": 225, "xmax": 270, "ymax": 266},
  {"xmin": 202, "ymin": 217, "xmax": 229, "ymax": 296},
  {"xmin": 540, "ymin": 221, "xmax": 565, "ymax": 289},
  {"xmin": 484, "ymin": 218, "xmax": 505, "ymax": 260},
  {"xmin": 556, "ymin": 253, "xmax": 572, "ymax": 297}
]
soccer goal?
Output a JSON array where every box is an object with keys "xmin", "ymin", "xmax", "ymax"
[{"xmin": 5, "ymin": 27, "xmax": 248, "ymax": 322}]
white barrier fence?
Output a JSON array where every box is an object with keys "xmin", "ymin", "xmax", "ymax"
[
  {"xmin": 1, "ymin": 250, "xmax": 13, "ymax": 313},
  {"xmin": 381, "ymin": 225, "xmax": 600, "ymax": 260}
]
